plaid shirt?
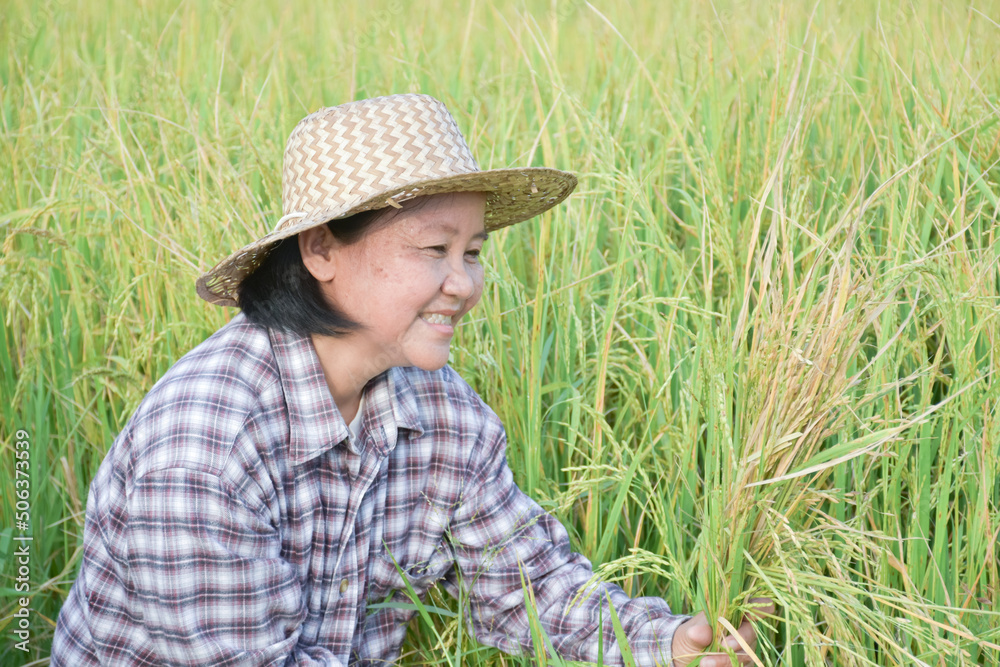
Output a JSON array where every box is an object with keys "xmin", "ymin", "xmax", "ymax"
[{"xmin": 53, "ymin": 314, "xmax": 685, "ymax": 666}]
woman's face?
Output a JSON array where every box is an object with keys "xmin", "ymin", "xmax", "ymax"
[{"xmin": 319, "ymin": 191, "xmax": 488, "ymax": 375}]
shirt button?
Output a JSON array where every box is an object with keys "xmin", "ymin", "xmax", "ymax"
[{"xmin": 339, "ymin": 578, "xmax": 349, "ymax": 594}]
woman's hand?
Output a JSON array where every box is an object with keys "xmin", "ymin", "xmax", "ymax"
[{"xmin": 671, "ymin": 599, "xmax": 775, "ymax": 667}]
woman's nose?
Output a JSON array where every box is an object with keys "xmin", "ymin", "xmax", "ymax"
[{"xmin": 442, "ymin": 259, "xmax": 476, "ymax": 300}]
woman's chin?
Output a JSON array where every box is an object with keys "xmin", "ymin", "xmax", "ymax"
[
  {"xmin": 407, "ymin": 349, "xmax": 451, "ymax": 372},
  {"xmin": 412, "ymin": 358, "xmax": 449, "ymax": 372}
]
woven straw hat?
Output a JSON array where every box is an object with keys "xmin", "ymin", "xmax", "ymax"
[{"xmin": 196, "ymin": 93, "xmax": 577, "ymax": 307}]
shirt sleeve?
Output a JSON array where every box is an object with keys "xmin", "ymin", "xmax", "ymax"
[
  {"xmin": 122, "ymin": 467, "xmax": 345, "ymax": 667},
  {"xmin": 448, "ymin": 422, "xmax": 687, "ymax": 666}
]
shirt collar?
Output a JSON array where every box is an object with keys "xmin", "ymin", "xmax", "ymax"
[
  {"xmin": 267, "ymin": 326, "xmax": 424, "ymax": 465},
  {"xmin": 365, "ymin": 367, "xmax": 424, "ymax": 455}
]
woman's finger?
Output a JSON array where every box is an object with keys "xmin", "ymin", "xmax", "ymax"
[
  {"xmin": 737, "ymin": 617, "xmax": 757, "ymax": 649},
  {"xmin": 717, "ymin": 615, "xmax": 764, "ymax": 667},
  {"xmin": 679, "ymin": 611, "xmax": 714, "ymax": 648},
  {"xmin": 699, "ymin": 651, "xmax": 754, "ymax": 667}
]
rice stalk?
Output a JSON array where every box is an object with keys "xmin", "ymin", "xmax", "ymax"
[{"xmin": 694, "ymin": 196, "xmax": 997, "ymax": 663}]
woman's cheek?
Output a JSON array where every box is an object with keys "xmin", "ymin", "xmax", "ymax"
[{"xmin": 467, "ymin": 269, "xmax": 485, "ymax": 312}]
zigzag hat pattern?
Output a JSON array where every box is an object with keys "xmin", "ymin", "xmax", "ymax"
[{"xmin": 197, "ymin": 94, "xmax": 577, "ymax": 307}]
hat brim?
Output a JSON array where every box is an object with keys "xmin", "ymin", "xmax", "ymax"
[{"xmin": 196, "ymin": 166, "xmax": 577, "ymax": 307}]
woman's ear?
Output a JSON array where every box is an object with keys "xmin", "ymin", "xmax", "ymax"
[{"xmin": 298, "ymin": 225, "xmax": 338, "ymax": 282}]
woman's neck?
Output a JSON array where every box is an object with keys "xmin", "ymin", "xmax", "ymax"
[{"xmin": 309, "ymin": 333, "xmax": 384, "ymax": 424}]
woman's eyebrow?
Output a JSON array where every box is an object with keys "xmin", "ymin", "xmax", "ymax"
[{"xmin": 421, "ymin": 221, "xmax": 488, "ymax": 241}]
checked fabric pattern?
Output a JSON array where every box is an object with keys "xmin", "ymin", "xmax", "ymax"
[{"xmin": 52, "ymin": 314, "xmax": 686, "ymax": 666}]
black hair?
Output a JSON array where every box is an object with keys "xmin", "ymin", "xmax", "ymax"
[{"xmin": 237, "ymin": 197, "xmax": 438, "ymax": 337}]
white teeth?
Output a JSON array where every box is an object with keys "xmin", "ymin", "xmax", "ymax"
[{"xmin": 422, "ymin": 313, "xmax": 452, "ymax": 326}]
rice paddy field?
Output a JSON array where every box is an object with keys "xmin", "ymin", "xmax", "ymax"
[{"xmin": 2, "ymin": 0, "xmax": 1000, "ymax": 664}]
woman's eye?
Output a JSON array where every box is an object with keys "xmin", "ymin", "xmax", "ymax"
[{"xmin": 465, "ymin": 249, "xmax": 481, "ymax": 260}]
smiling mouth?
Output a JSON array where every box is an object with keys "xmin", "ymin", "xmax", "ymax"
[{"xmin": 421, "ymin": 313, "xmax": 454, "ymax": 326}]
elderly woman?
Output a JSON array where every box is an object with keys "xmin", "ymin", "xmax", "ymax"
[{"xmin": 53, "ymin": 94, "xmax": 769, "ymax": 666}]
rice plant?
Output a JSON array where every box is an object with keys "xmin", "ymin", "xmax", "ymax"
[{"xmin": 2, "ymin": 0, "xmax": 998, "ymax": 664}]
